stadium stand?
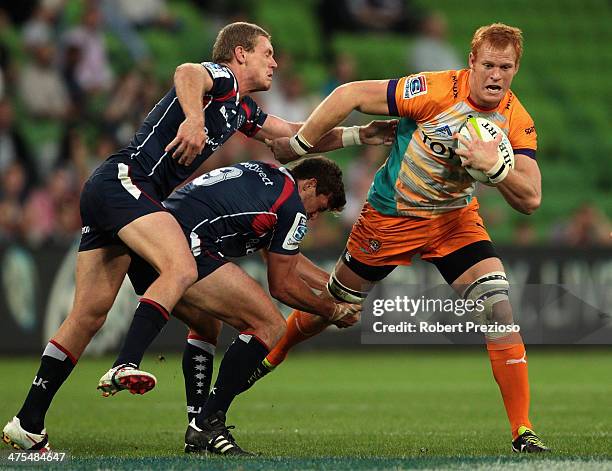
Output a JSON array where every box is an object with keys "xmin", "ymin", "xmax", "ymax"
[{"xmin": 0, "ymin": 0, "xmax": 610, "ymax": 244}]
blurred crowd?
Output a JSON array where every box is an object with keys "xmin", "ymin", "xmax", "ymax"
[{"xmin": 0, "ymin": 0, "xmax": 610, "ymax": 249}]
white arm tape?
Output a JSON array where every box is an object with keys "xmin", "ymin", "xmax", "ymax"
[
  {"xmin": 341, "ymin": 126, "xmax": 362, "ymax": 147},
  {"xmin": 289, "ymin": 133, "xmax": 313, "ymax": 156},
  {"xmin": 485, "ymin": 156, "xmax": 509, "ymax": 184}
]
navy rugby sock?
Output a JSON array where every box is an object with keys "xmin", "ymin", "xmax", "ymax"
[
  {"xmin": 183, "ymin": 334, "xmax": 215, "ymax": 423},
  {"xmin": 17, "ymin": 341, "xmax": 77, "ymax": 434},
  {"xmin": 197, "ymin": 333, "xmax": 268, "ymax": 426},
  {"xmin": 113, "ymin": 298, "xmax": 169, "ymax": 368}
]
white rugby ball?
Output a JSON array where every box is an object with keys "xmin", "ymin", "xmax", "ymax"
[{"xmin": 455, "ymin": 117, "xmax": 514, "ymax": 186}]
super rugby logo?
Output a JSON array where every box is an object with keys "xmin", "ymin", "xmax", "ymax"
[
  {"xmin": 202, "ymin": 62, "xmax": 231, "ymax": 79},
  {"xmin": 282, "ymin": 213, "xmax": 308, "ymax": 250},
  {"xmin": 403, "ymin": 75, "xmax": 427, "ymax": 99}
]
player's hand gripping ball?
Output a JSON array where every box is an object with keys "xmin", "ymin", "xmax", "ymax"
[{"xmin": 455, "ymin": 117, "xmax": 514, "ymax": 186}]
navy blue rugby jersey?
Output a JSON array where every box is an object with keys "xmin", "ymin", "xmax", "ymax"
[
  {"xmin": 163, "ymin": 161, "xmax": 308, "ymax": 258},
  {"xmin": 121, "ymin": 62, "xmax": 268, "ymax": 199}
]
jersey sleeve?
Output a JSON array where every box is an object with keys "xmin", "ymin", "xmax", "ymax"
[
  {"xmin": 238, "ymin": 96, "xmax": 268, "ymax": 137},
  {"xmin": 268, "ymin": 196, "xmax": 307, "ymax": 255},
  {"xmin": 387, "ymin": 71, "xmax": 453, "ymax": 122},
  {"xmin": 201, "ymin": 62, "xmax": 236, "ymax": 98},
  {"xmin": 508, "ymin": 99, "xmax": 538, "ymax": 160}
]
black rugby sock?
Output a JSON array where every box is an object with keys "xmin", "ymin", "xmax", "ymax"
[
  {"xmin": 183, "ymin": 335, "xmax": 215, "ymax": 423},
  {"xmin": 113, "ymin": 298, "xmax": 169, "ymax": 368},
  {"xmin": 197, "ymin": 333, "xmax": 268, "ymax": 426},
  {"xmin": 17, "ymin": 341, "xmax": 77, "ymax": 434}
]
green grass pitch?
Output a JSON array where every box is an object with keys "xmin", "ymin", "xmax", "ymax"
[{"xmin": 1, "ymin": 348, "xmax": 611, "ymax": 470}]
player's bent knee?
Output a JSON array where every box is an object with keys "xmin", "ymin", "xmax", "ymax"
[
  {"xmin": 161, "ymin": 259, "xmax": 198, "ymax": 292},
  {"xmin": 462, "ymin": 271, "xmax": 512, "ymax": 340},
  {"xmin": 174, "ymin": 256, "xmax": 198, "ymax": 287},
  {"xmin": 178, "ymin": 265, "xmax": 198, "ymax": 290}
]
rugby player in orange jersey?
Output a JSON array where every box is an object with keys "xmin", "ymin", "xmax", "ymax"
[{"xmin": 265, "ymin": 23, "xmax": 548, "ymax": 453}]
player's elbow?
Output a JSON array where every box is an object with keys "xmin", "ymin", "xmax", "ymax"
[
  {"xmin": 333, "ymin": 83, "xmax": 361, "ymax": 110},
  {"xmin": 518, "ymin": 195, "xmax": 541, "ymax": 215},
  {"xmin": 527, "ymin": 195, "xmax": 541, "ymax": 214}
]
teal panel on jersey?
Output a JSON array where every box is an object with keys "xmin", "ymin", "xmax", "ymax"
[{"xmin": 367, "ymin": 118, "xmax": 417, "ymax": 215}]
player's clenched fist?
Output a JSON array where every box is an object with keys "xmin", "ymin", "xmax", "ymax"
[
  {"xmin": 166, "ymin": 117, "xmax": 207, "ymax": 166},
  {"xmin": 265, "ymin": 136, "xmax": 294, "ymax": 163}
]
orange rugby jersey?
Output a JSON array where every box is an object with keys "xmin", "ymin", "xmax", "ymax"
[{"xmin": 368, "ymin": 69, "xmax": 537, "ymax": 218}]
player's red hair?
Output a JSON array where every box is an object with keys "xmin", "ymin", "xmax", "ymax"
[{"xmin": 471, "ymin": 23, "xmax": 523, "ymax": 65}]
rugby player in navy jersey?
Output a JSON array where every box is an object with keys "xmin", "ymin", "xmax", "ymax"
[
  {"xmin": 2, "ymin": 21, "xmax": 395, "ymax": 452},
  {"xmin": 97, "ymin": 157, "xmax": 358, "ymax": 455}
]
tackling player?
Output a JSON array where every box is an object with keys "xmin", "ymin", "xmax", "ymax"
[
  {"xmin": 101, "ymin": 157, "xmax": 360, "ymax": 455},
  {"xmin": 268, "ymin": 23, "xmax": 548, "ymax": 453},
  {"xmin": 2, "ymin": 22, "xmax": 393, "ymax": 452}
]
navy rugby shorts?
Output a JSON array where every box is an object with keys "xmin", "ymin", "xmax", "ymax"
[
  {"xmin": 127, "ymin": 244, "xmax": 228, "ymax": 296},
  {"xmin": 79, "ymin": 157, "xmax": 166, "ymax": 252}
]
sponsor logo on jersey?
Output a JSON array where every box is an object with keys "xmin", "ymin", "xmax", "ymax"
[
  {"xmin": 81, "ymin": 226, "xmax": 90, "ymax": 234},
  {"xmin": 203, "ymin": 62, "xmax": 231, "ymax": 79},
  {"xmin": 421, "ymin": 131, "xmax": 458, "ymax": 159},
  {"xmin": 282, "ymin": 213, "xmax": 308, "ymax": 250},
  {"xmin": 403, "ymin": 75, "xmax": 427, "ymax": 99},
  {"xmin": 240, "ymin": 162, "xmax": 274, "ymax": 186},
  {"xmin": 433, "ymin": 125, "xmax": 453, "ymax": 137}
]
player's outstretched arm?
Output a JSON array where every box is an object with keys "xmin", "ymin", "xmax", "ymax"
[
  {"xmin": 295, "ymin": 253, "xmax": 329, "ymax": 291},
  {"xmin": 166, "ymin": 63, "xmax": 214, "ymax": 165},
  {"xmin": 262, "ymin": 250, "xmax": 327, "ymax": 291},
  {"xmin": 267, "ymin": 251, "xmax": 360, "ymax": 326},
  {"xmin": 268, "ymin": 80, "xmax": 391, "ymax": 162},
  {"xmin": 301, "ymin": 80, "xmax": 391, "ymax": 144},
  {"xmin": 258, "ymin": 115, "xmax": 397, "ymax": 163}
]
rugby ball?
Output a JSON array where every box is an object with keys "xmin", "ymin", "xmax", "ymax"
[{"xmin": 455, "ymin": 117, "xmax": 514, "ymax": 186}]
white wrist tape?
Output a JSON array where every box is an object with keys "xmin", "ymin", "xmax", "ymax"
[
  {"xmin": 289, "ymin": 133, "xmax": 313, "ymax": 156},
  {"xmin": 341, "ymin": 126, "xmax": 362, "ymax": 147},
  {"xmin": 485, "ymin": 156, "xmax": 510, "ymax": 184},
  {"xmin": 330, "ymin": 303, "xmax": 360, "ymax": 322}
]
